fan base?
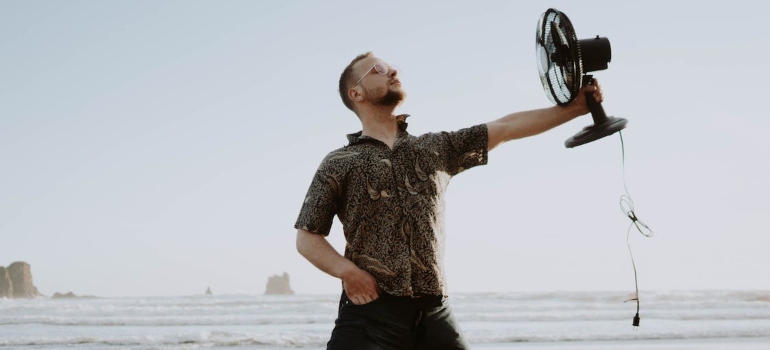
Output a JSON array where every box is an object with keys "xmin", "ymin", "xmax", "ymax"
[{"xmin": 565, "ymin": 116, "xmax": 627, "ymax": 148}]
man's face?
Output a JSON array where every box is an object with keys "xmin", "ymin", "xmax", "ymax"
[{"xmin": 354, "ymin": 57, "xmax": 405, "ymax": 107}]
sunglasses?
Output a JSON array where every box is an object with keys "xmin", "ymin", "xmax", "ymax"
[{"xmin": 355, "ymin": 62, "xmax": 399, "ymax": 85}]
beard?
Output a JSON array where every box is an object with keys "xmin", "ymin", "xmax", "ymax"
[{"xmin": 365, "ymin": 86, "xmax": 406, "ymax": 107}]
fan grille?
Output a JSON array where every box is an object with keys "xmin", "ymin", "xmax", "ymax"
[{"xmin": 536, "ymin": 9, "xmax": 583, "ymax": 106}]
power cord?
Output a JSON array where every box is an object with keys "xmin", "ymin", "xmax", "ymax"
[{"xmin": 618, "ymin": 131, "xmax": 653, "ymax": 328}]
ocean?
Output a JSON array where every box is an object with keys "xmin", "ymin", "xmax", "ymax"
[{"xmin": 1, "ymin": 290, "xmax": 769, "ymax": 349}]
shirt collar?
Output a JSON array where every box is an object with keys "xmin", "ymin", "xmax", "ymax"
[{"xmin": 346, "ymin": 114, "xmax": 410, "ymax": 145}]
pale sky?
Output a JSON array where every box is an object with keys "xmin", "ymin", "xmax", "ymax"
[{"xmin": 1, "ymin": 1, "xmax": 768, "ymax": 297}]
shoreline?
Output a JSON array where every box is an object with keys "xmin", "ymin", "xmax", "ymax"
[
  {"xmin": 473, "ymin": 337, "xmax": 770, "ymax": 349},
  {"xmin": 217, "ymin": 337, "xmax": 770, "ymax": 350}
]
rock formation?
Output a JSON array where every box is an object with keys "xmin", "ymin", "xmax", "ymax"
[
  {"xmin": 205, "ymin": 286, "xmax": 212, "ymax": 295},
  {"xmin": 0, "ymin": 266, "xmax": 12, "ymax": 298},
  {"xmin": 51, "ymin": 291, "xmax": 96, "ymax": 299},
  {"xmin": 52, "ymin": 292, "xmax": 78, "ymax": 299},
  {"xmin": 264, "ymin": 272, "xmax": 294, "ymax": 295},
  {"xmin": 0, "ymin": 262, "xmax": 41, "ymax": 299}
]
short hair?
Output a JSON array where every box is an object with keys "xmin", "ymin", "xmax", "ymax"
[{"xmin": 339, "ymin": 52, "xmax": 374, "ymax": 112}]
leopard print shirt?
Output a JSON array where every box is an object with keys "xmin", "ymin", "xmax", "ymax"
[{"xmin": 295, "ymin": 115, "xmax": 488, "ymax": 297}]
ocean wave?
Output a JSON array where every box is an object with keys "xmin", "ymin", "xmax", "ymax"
[
  {"xmin": 0, "ymin": 313, "xmax": 334, "ymax": 327},
  {"xmin": 454, "ymin": 310, "xmax": 770, "ymax": 323},
  {"xmin": 0, "ymin": 328, "xmax": 332, "ymax": 348},
  {"xmin": 3, "ymin": 327, "xmax": 770, "ymax": 348},
  {"xmin": 3, "ymin": 291, "xmax": 770, "ymax": 347},
  {"xmin": 466, "ymin": 332, "xmax": 770, "ymax": 344}
]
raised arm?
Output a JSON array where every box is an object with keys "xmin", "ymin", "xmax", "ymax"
[
  {"xmin": 295, "ymin": 229, "xmax": 380, "ymax": 304},
  {"xmin": 486, "ymin": 81, "xmax": 602, "ymax": 151}
]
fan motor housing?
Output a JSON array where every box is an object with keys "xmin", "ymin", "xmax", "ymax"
[{"xmin": 579, "ymin": 36, "xmax": 611, "ymax": 73}]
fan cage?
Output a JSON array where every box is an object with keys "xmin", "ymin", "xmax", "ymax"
[{"xmin": 536, "ymin": 9, "xmax": 583, "ymax": 106}]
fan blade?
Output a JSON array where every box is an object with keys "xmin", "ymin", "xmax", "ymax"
[
  {"xmin": 549, "ymin": 21, "xmax": 571, "ymax": 66},
  {"xmin": 537, "ymin": 45, "xmax": 551, "ymax": 75},
  {"xmin": 550, "ymin": 21, "xmax": 569, "ymax": 48}
]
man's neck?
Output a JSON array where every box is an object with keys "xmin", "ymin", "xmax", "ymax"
[{"xmin": 359, "ymin": 107, "xmax": 400, "ymax": 149}]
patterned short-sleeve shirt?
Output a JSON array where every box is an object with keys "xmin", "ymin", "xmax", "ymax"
[{"xmin": 294, "ymin": 115, "xmax": 488, "ymax": 297}]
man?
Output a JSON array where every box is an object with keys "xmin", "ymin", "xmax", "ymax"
[{"xmin": 295, "ymin": 52, "xmax": 603, "ymax": 349}]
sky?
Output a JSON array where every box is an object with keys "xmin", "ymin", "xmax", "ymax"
[{"xmin": 1, "ymin": 1, "xmax": 768, "ymax": 297}]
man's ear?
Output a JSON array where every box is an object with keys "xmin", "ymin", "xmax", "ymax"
[{"xmin": 349, "ymin": 86, "xmax": 364, "ymax": 103}]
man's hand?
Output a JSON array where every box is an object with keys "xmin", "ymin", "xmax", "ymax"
[
  {"xmin": 295, "ymin": 229, "xmax": 381, "ymax": 305},
  {"xmin": 567, "ymin": 79, "xmax": 604, "ymax": 115},
  {"xmin": 571, "ymin": 78, "xmax": 604, "ymax": 115},
  {"xmin": 341, "ymin": 265, "xmax": 380, "ymax": 305}
]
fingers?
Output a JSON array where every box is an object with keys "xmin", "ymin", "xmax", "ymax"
[
  {"xmin": 343, "ymin": 287, "xmax": 379, "ymax": 305},
  {"xmin": 348, "ymin": 293, "xmax": 378, "ymax": 305},
  {"xmin": 593, "ymin": 86, "xmax": 603, "ymax": 103},
  {"xmin": 341, "ymin": 267, "xmax": 380, "ymax": 305},
  {"xmin": 344, "ymin": 284, "xmax": 379, "ymax": 305},
  {"xmin": 351, "ymin": 295, "xmax": 367, "ymax": 305},
  {"xmin": 585, "ymin": 79, "xmax": 604, "ymax": 103},
  {"xmin": 353, "ymin": 284, "xmax": 383, "ymax": 305}
]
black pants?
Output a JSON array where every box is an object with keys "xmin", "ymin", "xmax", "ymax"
[{"xmin": 326, "ymin": 291, "xmax": 470, "ymax": 350}]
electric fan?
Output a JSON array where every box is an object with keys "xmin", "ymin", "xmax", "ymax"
[{"xmin": 536, "ymin": 8, "xmax": 627, "ymax": 148}]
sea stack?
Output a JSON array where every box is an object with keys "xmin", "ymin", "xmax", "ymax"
[
  {"xmin": 0, "ymin": 266, "xmax": 12, "ymax": 298},
  {"xmin": 0, "ymin": 262, "xmax": 41, "ymax": 299},
  {"xmin": 264, "ymin": 272, "xmax": 294, "ymax": 295}
]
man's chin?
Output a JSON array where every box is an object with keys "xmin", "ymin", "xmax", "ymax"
[{"xmin": 379, "ymin": 90, "xmax": 406, "ymax": 107}]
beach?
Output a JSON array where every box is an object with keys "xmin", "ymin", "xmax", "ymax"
[
  {"xmin": 476, "ymin": 338, "xmax": 770, "ymax": 349},
  {"xmin": 1, "ymin": 290, "xmax": 769, "ymax": 349}
]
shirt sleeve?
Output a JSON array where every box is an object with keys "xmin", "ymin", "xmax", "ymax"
[
  {"xmin": 440, "ymin": 123, "xmax": 489, "ymax": 176},
  {"xmin": 293, "ymin": 159, "xmax": 340, "ymax": 236}
]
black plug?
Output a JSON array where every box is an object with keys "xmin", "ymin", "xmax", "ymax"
[{"xmin": 632, "ymin": 312, "xmax": 640, "ymax": 327}]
